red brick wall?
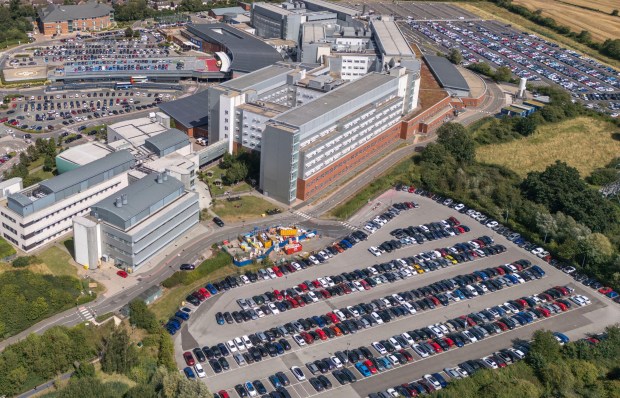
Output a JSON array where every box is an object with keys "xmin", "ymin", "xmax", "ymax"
[
  {"xmin": 462, "ymin": 96, "xmax": 485, "ymax": 107},
  {"xmin": 297, "ymin": 123, "xmax": 402, "ymax": 201},
  {"xmin": 40, "ymin": 15, "xmax": 112, "ymax": 35},
  {"xmin": 400, "ymin": 95, "xmax": 453, "ymax": 139}
]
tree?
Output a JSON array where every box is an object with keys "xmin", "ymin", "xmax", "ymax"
[
  {"xmin": 101, "ymin": 328, "xmax": 137, "ymax": 375},
  {"xmin": 72, "ymin": 362, "xmax": 95, "ymax": 379},
  {"xmin": 18, "ymin": 152, "xmax": 30, "ymax": 167},
  {"xmin": 129, "ymin": 300, "xmax": 158, "ymax": 333},
  {"xmin": 577, "ymin": 30, "xmax": 592, "ymax": 43},
  {"xmin": 436, "ymin": 123, "xmax": 476, "ymax": 164},
  {"xmin": 529, "ymin": 330, "xmax": 562, "ymax": 362},
  {"xmin": 578, "ymin": 233, "xmax": 613, "ymax": 267},
  {"xmin": 420, "ymin": 142, "xmax": 455, "ymax": 166},
  {"xmin": 157, "ymin": 331, "xmax": 176, "ymax": 371},
  {"xmin": 43, "ymin": 156, "xmax": 55, "ymax": 172},
  {"xmin": 612, "ymin": 9, "xmax": 619, "ymax": 16},
  {"xmin": 514, "ymin": 116, "xmax": 538, "ymax": 136},
  {"xmin": 225, "ymin": 161, "xmax": 248, "ymax": 184},
  {"xmin": 447, "ymin": 48, "xmax": 462, "ymax": 64},
  {"xmin": 494, "ymin": 65, "xmax": 513, "ymax": 82},
  {"xmin": 219, "ymin": 152, "xmax": 234, "ymax": 169},
  {"xmin": 125, "ymin": 27, "xmax": 134, "ymax": 38}
]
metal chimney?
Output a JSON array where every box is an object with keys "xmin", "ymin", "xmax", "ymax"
[
  {"xmin": 115, "ymin": 197, "xmax": 122, "ymax": 207},
  {"xmin": 163, "ymin": 172, "xmax": 168, "ymax": 181},
  {"xmin": 122, "ymin": 194, "xmax": 128, "ymax": 205},
  {"xmin": 157, "ymin": 173, "xmax": 163, "ymax": 183}
]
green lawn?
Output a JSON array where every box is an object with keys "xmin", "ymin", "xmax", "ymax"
[
  {"xmin": 213, "ymin": 195, "xmax": 283, "ymax": 223},
  {"xmin": 37, "ymin": 246, "xmax": 77, "ymax": 277},
  {"xmin": 202, "ymin": 165, "xmax": 252, "ymax": 196},
  {"xmin": 0, "ymin": 237, "xmax": 16, "ymax": 259}
]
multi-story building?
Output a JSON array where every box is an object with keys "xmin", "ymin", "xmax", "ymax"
[
  {"xmin": 37, "ymin": 1, "xmax": 114, "ymax": 36},
  {"xmin": 251, "ymin": 2, "xmax": 336, "ymax": 42},
  {"xmin": 74, "ymin": 173, "xmax": 199, "ymax": 270},
  {"xmin": 0, "ymin": 151, "xmax": 134, "ymax": 252},
  {"xmin": 260, "ymin": 67, "xmax": 420, "ymax": 204}
]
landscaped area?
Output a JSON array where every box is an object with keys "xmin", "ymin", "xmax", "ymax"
[
  {"xmin": 202, "ymin": 164, "xmax": 252, "ymax": 196},
  {"xmin": 212, "ymin": 195, "xmax": 283, "ymax": 223},
  {"xmin": 476, "ymin": 116, "xmax": 620, "ymax": 177}
]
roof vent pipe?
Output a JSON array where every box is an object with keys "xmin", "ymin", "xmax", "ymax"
[
  {"xmin": 163, "ymin": 172, "xmax": 168, "ymax": 181},
  {"xmin": 122, "ymin": 194, "xmax": 128, "ymax": 205},
  {"xmin": 157, "ymin": 173, "xmax": 163, "ymax": 183},
  {"xmin": 115, "ymin": 197, "xmax": 122, "ymax": 207}
]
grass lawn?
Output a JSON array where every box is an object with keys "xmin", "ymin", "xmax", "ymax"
[
  {"xmin": 476, "ymin": 117, "xmax": 620, "ymax": 178},
  {"xmin": 0, "ymin": 236, "xmax": 16, "ymax": 258},
  {"xmin": 329, "ymin": 154, "xmax": 420, "ymax": 220},
  {"xmin": 36, "ymin": 246, "xmax": 77, "ymax": 277},
  {"xmin": 203, "ymin": 165, "xmax": 252, "ymax": 196},
  {"xmin": 213, "ymin": 195, "xmax": 283, "ymax": 223},
  {"xmin": 151, "ymin": 263, "xmax": 239, "ymax": 320}
]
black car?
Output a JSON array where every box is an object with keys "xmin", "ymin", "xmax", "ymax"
[
  {"xmin": 193, "ymin": 347, "xmax": 206, "ymax": 362},
  {"xmin": 180, "ymin": 263, "xmax": 195, "ymax": 270},
  {"xmin": 213, "ymin": 217, "xmax": 225, "ymax": 227}
]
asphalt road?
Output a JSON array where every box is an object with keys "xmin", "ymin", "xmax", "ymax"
[
  {"xmin": 0, "ymin": 214, "xmax": 351, "ymax": 352},
  {"xmin": 182, "ymin": 191, "xmax": 618, "ymax": 397}
]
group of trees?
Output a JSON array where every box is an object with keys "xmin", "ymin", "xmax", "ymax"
[
  {"xmin": 466, "ymin": 61, "xmax": 515, "ymax": 83},
  {"xmin": 0, "ymin": 0, "xmax": 36, "ymax": 47},
  {"xmin": 219, "ymin": 149, "xmax": 260, "ymax": 186},
  {"xmin": 0, "ymin": 270, "xmax": 88, "ymax": 341},
  {"xmin": 418, "ymin": 96, "xmax": 620, "ymax": 289},
  {"xmin": 439, "ymin": 327, "xmax": 620, "ymax": 398},
  {"xmin": 3, "ymin": 137, "xmax": 57, "ymax": 187},
  {"xmin": 490, "ymin": 0, "xmax": 620, "ymax": 61}
]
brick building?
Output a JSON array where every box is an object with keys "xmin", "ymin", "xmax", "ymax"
[{"xmin": 37, "ymin": 1, "xmax": 114, "ymax": 36}]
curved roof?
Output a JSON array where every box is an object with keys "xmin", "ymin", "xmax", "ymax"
[
  {"xmin": 186, "ymin": 24, "xmax": 283, "ymax": 74},
  {"xmin": 38, "ymin": 2, "xmax": 112, "ymax": 22},
  {"xmin": 424, "ymin": 55, "xmax": 470, "ymax": 93}
]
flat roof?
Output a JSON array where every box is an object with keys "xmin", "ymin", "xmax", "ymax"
[
  {"xmin": 91, "ymin": 174, "xmax": 184, "ymax": 230},
  {"xmin": 38, "ymin": 1, "xmax": 112, "ymax": 22},
  {"xmin": 158, "ymin": 90, "xmax": 209, "ymax": 128},
  {"xmin": 253, "ymin": 2, "xmax": 294, "ymax": 16},
  {"xmin": 40, "ymin": 150, "xmax": 134, "ymax": 194},
  {"xmin": 109, "ymin": 116, "xmax": 169, "ymax": 147},
  {"xmin": 221, "ymin": 64, "xmax": 294, "ymax": 92},
  {"xmin": 57, "ymin": 142, "xmax": 113, "ymax": 166},
  {"xmin": 211, "ymin": 6, "xmax": 247, "ymax": 16},
  {"xmin": 187, "ymin": 24, "xmax": 283, "ymax": 73},
  {"xmin": 424, "ymin": 55, "xmax": 470, "ymax": 92},
  {"xmin": 303, "ymin": 23, "xmax": 326, "ymax": 43},
  {"xmin": 0, "ymin": 178, "xmax": 22, "ymax": 190},
  {"xmin": 301, "ymin": 0, "xmax": 360, "ymax": 16},
  {"xmin": 274, "ymin": 73, "xmax": 395, "ymax": 128},
  {"xmin": 144, "ymin": 128, "xmax": 189, "ymax": 154},
  {"xmin": 371, "ymin": 19, "xmax": 414, "ymax": 58}
]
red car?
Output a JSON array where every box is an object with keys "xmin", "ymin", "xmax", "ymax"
[
  {"xmin": 116, "ymin": 270, "xmax": 128, "ymax": 278},
  {"xmin": 288, "ymin": 298, "xmax": 299, "ymax": 308},
  {"xmin": 298, "ymin": 283, "xmax": 309, "ymax": 292},
  {"xmin": 311, "ymin": 280, "xmax": 321, "ymax": 289},
  {"xmin": 342, "ymin": 284, "xmax": 352, "ymax": 294},
  {"xmin": 515, "ymin": 299, "xmax": 528, "ymax": 308},
  {"xmin": 598, "ymin": 287, "xmax": 613, "ymax": 295},
  {"xmin": 320, "ymin": 290, "xmax": 332, "ymax": 299},
  {"xmin": 273, "ymin": 290, "xmax": 284, "ymax": 301},
  {"xmin": 183, "ymin": 351, "xmax": 195, "ymax": 366},
  {"xmin": 272, "ymin": 266, "xmax": 283, "ymax": 277},
  {"xmin": 364, "ymin": 359, "xmax": 378, "ymax": 373},
  {"xmin": 293, "ymin": 296, "xmax": 305, "ymax": 307},
  {"xmin": 428, "ymin": 341, "xmax": 443, "ymax": 353},
  {"xmin": 332, "ymin": 326, "xmax": 343, "ymax": 336},
  {"xmin": 429, "ymin": 296, "xmax": 440, "ymax": 306},
  {"xmin": 495, "ymin": 267, "xmax": 506, "ymax": 275},
  {"xmin": 218, "ymin": 391, "xmax": 230, "ymax": 398},
  {"xmin": 408, "ymin": 186, "xmax": 416, "ymax": 193},
  {"xmin": 554, "ymin": 301, "xmax": 568, "ymax": 312},
  {"xmin": 300, "ymin": 332, "xmax": 314, "ymax": 344},
  {"xmin": 538, "ymin": 307, "xmax": 551, "ymax": 317},
  {"xmin": 399, "ymin": 349, "xmax": 414, "ymax": 362},
  {"xmin": 326, "ymin": 312, "xmax": 339, "ymax": 323},
  {"xmin": 495, "ymin": 321, "xmax": 508, "ymax": 331},
  {"xmin": 443, "ymin": 337, "xmax": 455, "ymax": 347},
  {"xmin": 315, "ymin": 329, "xmax": 328, "ymax": 340},
  {"xmin": 198, "ymin": 287, "xmax": 211, "ymax": 299},
  {"xmin": 554, "ymin": 286, "xmax": 569, "ymax": 296},
  {"xmin": 360, "ymin": 280, "xmax": 371, "ymax": 290}
]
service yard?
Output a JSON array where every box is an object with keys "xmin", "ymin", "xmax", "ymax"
[{"xmin": 172, "ymin": 191, "xmax": 619, "ymax": 398}]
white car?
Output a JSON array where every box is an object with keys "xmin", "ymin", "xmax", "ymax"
[
  {"xmin": 347, "ymin": 306, "xmax": 360, "ymax": 317},
  {"xmin": 291, "ymin": 366, "xmax": 306, "ymax": 381},
  {"xmin": 268, "ymin": 302, "xmax": 280, "ymax": 314},
  {"xmin": 403, "ymin": 302, "xmax": 417, "ymax": 315},
  {"xmin": 372, "ymin": 341, "xmax": 388, "ymax": 355},
  {"xmin": 462, "ymin": 330, "xmax": 478, "ymax": 343},
  {"xmin": 486, "ymin": 220, "xmax": 499, "ymax": 229},
  {"xmin": 242, "ymin": 335, "xmax": 253, "ymax": 349},
  {"xmin": 239, "ymin": 275, "xmax": 250, "ymax": 284},
  {"xmin": 364, "ymin": 224, "xmax": 377, "ymax": 233},
  {"xmin": 325, "ymin": 276, "xmax": 335, "ymax": 286},
  {"xmin": 234, "ymin": 337, "xmax": 246, "ymax": 351},
  {"xmin": 308, "ymin": 255, "xmax": 319, "ymax": 265},
  {"xmin": 307, "ymin": 291, "xmax": 319, "ymax": 303},
  {"xmin": 291, "ymin": 262, "xmax": 302, "ymax": 271},
  {"xmin": 388, "ymin": 338, "xmax": 402, "ymax": 350},
  {"xmin": 245, "ymin": 382, "xmax": 258, "ymax": 397},
  {"xmin": 482, "ymin": 356, "xmax": 498, "ymax": 369},
  {"xmin": 191, "ymin": 363, "xmax": 205, "ymax": 378},
  {"xmin": 255, "ymin": 308, "xmax": 265, "ymax": 318},
  {"xmin": 371, "ymin": 312, "xmax": 384, "ymax": 325},
  {"xmin": 330, "ymin": 356, "xmax": 343, "ymax": 368},
  {"xmin": 368, "ymin": 246, "xmax": 382, "ymax": 256},
  {"xmin": 411, "ymin": 344, "xmax": 429, "ymax": 358},
  {"xmin": 267, "ymin": 268, "xmax": 277, "ymax": 279},
  {"xmin": 293, "ymin": 334, "xmax": 306, "ymax": 346},
  {"xmin": 318, "ymin": 277, "xmax": 328, "ymax": 288},
  {"xmin": 401, "ymin": 332, "xmax": 415, "ymax": 346},
  {"xmin": 386, "ymin": 388, "xmax": 400, "ymax": 397},
  {"xmin": 531, "ymin": 247, "xmax": 545, "ymax": 256},
  {"xmin": 226, "ymin": 340, "xmax": 238, "ymax": 353},
  {"xmin": 334, "ymin": 309, "xmax": 347, "ymax": 321},
  {"xmin": 387, "ymin": 355, "xmax": 399, "ymax": 365},
  {"xmin": 423, "ymin": 374, "xmax": 442, "ymax": 390},
  {"xmin": 454, "ymin": 203, "xmax": 465, "ymax": 211}
]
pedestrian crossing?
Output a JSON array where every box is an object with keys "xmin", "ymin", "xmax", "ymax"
[
  {"xmin": 78, "ymin": 306, "xmax": 95, "ymax": 322},
  {"xmin": 340, "ymin": 221, "xmax": 358, "ymax": 231},
  {"xmin": 293, "ymin": 210, "xmax": 312, "ymax": 220}
]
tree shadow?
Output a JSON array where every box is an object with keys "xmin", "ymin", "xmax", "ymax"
[{"xmin": 612, "ymin": 132, "xmax": 620, "ymax": 141}]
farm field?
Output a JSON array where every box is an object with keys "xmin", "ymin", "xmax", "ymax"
[
  {"xmin": 553, "ymin": 0, "xmax": 619, "ymax": 15},
  {"xmin": 512, "ymin": 0, "xmax": 620, "ymax": 42},
  {"xmin": 476, "ymin": 116, "xmax": 620, "ymax": 178}
]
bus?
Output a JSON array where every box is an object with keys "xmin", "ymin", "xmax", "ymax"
[
  {"xmin": 130, "ymin": 75, "xmax": 148, "ymax": 84},
  {"xmin": 115, "ymin": 81, "xmax": 133, "ymax": 90}
]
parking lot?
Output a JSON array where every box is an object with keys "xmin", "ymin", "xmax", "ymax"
[
  {"xmin": 1, "ymin": 88, "xmax": 179, "ymax": 134},
  {"xmin": 341, "ymin": 1, "xmax": 479, "ymax": 21},
  {"xmin": 173, "ymin": 191, "xmax": 619, "ymax": 398},
  {"xmin": 402, "ymin": 17, "xmax": 619, "ymax": 114}
]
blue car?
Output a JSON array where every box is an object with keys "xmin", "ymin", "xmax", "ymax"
[
  {"xmin": 175, "ymin": 311, "xmax": 190, "ymax": 321},
  {"xmin": 553, "ymin": 332, "xmax": 570, "ymax": 344},
  {"xmin": 183, "ymin": 367, "xmax": 195, "ymax": 379},
  {"xmin": 340, "ymin": 239, "xmax": 353, "ymax": 249},
  {"xmin": 206, "ymin": 283, "xmax": 218, "ymax": 295},
  {"xmin": 312, "ymin": 315, "xmax": 325, "ymax": 328},
  {"xmin": 355, "ymin": 362, "xmax": 371, "ymax": 377},
  {"xmin": 166, "ymin": 326, "xmax": 177, "ymax": 335},
  {"xmin": 269, "ymin": 375, "xmax": 282, "ymax": 388},
  {"xmin": 432, "ymin": 372, "xmax": 448, "ymax": 388},
  {"xmin": 505, "ymin": 274, "xmax": 519, "ymax": 285},
  {"xmin": 377, "ymin": 357, "xmax": 392, "ymax": 369},
  {"xmin": 453, "ymin": 289, "xmax": 466, "ymax": 300}
]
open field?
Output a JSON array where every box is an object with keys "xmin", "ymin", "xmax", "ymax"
[
  {"xmin": 558, "ymin": 0, "xmax": 620, "ymax": 14},
  {"xmin": 37, "ymin": 246, "xmax": 77, "ymax": 277},
  {"xmin": 512, "ymin": 0, "xmax": 620, "ymax": 42},
  {"xmin": 476, "ymin": 117, "xmax": 620, "ymax": 178},
  {"xmin": 455, "ymin": 2, "xmax": 620, "ymax": 69},
  {"xmin": 213, "ymin": 195, "xmax": 283, "ymax": 223}
]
